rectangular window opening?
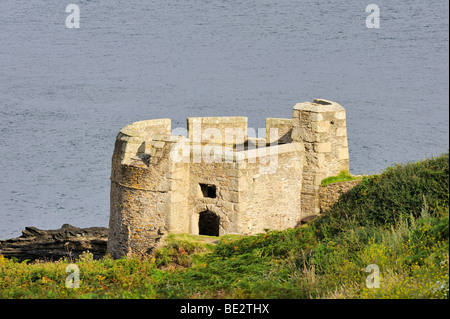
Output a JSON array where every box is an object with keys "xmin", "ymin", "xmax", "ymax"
[{"xmin": 200, "ymin": 184, "xmax": 216, "ymax": 198}]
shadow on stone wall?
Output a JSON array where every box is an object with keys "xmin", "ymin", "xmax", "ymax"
[{"xmin": 319, "ymin": 179, "xmax": 362, "ymax": 214}]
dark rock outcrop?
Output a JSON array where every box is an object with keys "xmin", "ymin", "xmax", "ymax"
[{"xmin": 0, "ymin": 224, "xmax": 108, "ymax": 262}]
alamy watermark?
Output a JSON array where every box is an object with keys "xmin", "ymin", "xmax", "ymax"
[
  {"xmin": 366, "ymin": 4, "xmax": 380, "ymax": 28},
  {"xmin": 169, "ymin": 126, "xmax": 280, "ymax": 175},
  {"xmin": 65, "ymin": 4, "xmax": 80, "ymax": 29},
  {"xmin": 65, "ymin": 4, "xmax": 380, "ymax": 29},
  {"xmin": 365, "ymin": 264, "xmax": 380, "ymax": 288},
  {"xmin": 65, "ymin": 263, "xmax": 80, "ymax": 288}
]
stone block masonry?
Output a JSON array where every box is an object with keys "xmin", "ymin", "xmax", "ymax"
[
  {"xmin": 319, "ymin": 179, "xmax": 362, "ymax": 213},
  {"xmin": 107, "ymin": 98, "xmax": 350, "ymax": 259},
  {"xmin": 291, "ymin": 99, "xmax": 349, "ymax": 217}
]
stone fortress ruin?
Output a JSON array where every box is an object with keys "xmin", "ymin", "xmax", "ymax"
[{"xmin": 107, "ymin": 99, "xmax": 349, "ymax": 259}]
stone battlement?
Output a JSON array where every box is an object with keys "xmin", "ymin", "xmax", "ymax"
[{"xmin": 107, "ymin": 98, "xmax": 349, "ymax": 258}]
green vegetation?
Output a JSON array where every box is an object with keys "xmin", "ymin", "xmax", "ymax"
[
  {"xmin": 320, "ymin": 170, "xmax": 363, "ymax": 186},
  {"xmin": 1, "ymin": 153, "xmax": 448, "ymax": 299}
]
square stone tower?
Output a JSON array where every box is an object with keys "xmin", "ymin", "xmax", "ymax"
[{"xmin": 291, "ymin": 99, "xmax": 349, "ymax": 217}]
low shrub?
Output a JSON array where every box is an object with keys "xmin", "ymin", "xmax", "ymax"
[{"xmin": 314, "ymin": 154, "xmax": 449, "ymax": 239}]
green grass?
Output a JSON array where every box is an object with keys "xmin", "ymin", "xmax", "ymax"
[
  {"xmin": 153, "ymin": 233, "xmax": 217, "ymax": 269},
  {"xmin": 1, "ymin": 153, "xmax": 448, "ymax": 299},
  {"xmin": 321, "ymin": 170, "xmax": 363, "ymax": 186}
]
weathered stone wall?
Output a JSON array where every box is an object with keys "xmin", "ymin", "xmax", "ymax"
[
  {"xmin": 109, "ymin": 141, "xmax": 176, "ymax": 258},
  {"xmin": 107, "ymin": 120, "xmax": 190, "ymax": 258},
  {"xmin": 291, "ymin": 99, "xmax": 349, "ymax": 217},
  {"xmin": 265, "ymin": 118, "xmax": 293, "ymax": 144},
  {"xmin": 187, "ymin": 143, "xmax": 304, "ymax": 236},
  {"xmin": 319, "ymin": 179, "xmax": 362, "ymax": 213},
  {"xmin": 187, "ymin": 117, "xmax": 248, "ymax": 146},
  {"xmin": 239, "ymin": 143, "xmax": 304, "ymax": 234},
  {"xmin": 188, "ymin": 161, "xmax": 241, "ymax": 236}
]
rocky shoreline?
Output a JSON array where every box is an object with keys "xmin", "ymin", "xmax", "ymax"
[{"xmin": 0, "ymin": 224, "xmax": 108, "ymax": 262}]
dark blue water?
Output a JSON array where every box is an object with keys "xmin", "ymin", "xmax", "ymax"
[{"xmin": 0, "ymin": 0, "xmax": 448, "ymax": 239}]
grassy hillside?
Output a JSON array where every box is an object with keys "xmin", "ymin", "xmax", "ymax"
[{"xmin": 0, "ymin": 153, "xmax": 448, "ymax": 299}]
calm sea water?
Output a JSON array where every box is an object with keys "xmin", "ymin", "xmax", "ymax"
[{"xmin": 0, "ymin": 0, "xmax": 448, "ymax": 239}]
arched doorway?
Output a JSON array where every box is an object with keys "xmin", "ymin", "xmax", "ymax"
[{"xmin": 198, "ymin": 210, "xmax": 220, "ymax": 236}]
